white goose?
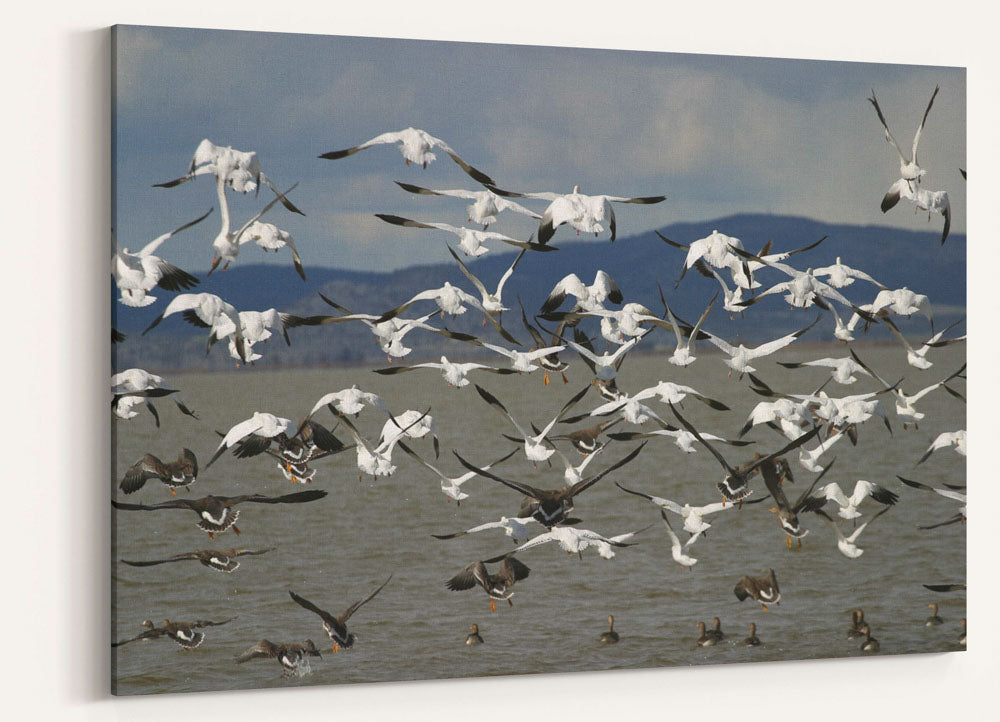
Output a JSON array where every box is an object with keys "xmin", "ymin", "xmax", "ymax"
[
  {"xmin": 663, "ymin": 292, "xmax": 717, "ymax": 367},
  {"xmin": 393, "ymin": 181, "xmax": 541, "ymax": 229},
  {"xmin": 883, "ymin": 317, "xmax": 964, "ymax": 370},
  {"xmin": 111, "ymin": 369, "xmax": 196, "ymax": 425},
  {"xmin": 209, "ymin": 183, "xmax": 302, "ymax": 276},
  {"xmin": 813, "ymin": 256, "xmax": 887, "ymax": 290},
  {"xmin": 868, "ymin": 86, "xmax": 939, "ymax": 196},
  {"xmin": 447, "ymin": 244, "xmax": 526, "ymax": 321},
  {"xmin": 375, "ymin": 214, "xmax": 544, "ymax": 257},
  {"xmin": 488, "ymin": 524, "xmax": 644, "ymax": 560},
  {"xmin": 814, "ymin": 506, "xmax": 892, "ymax": 559},
  {"xmin": 142, "ymin": 292, "xmax": 248, "ymax": 362},
  {"xmin": 489, "ymin": 184, "xmax": 667, "ymax": 244},
  {"xmin": 918, "ymin": 430, "xmax": 967, "ymax": 465},
  {"xmin": 777, "ymin": 356, "xmax": 872, "ymax": 385},
  {"xmin": 659, "ymin": 511, "xmax": 698, "ymax": 569},
  {"xmin": 540, "ymin": 270, "xmax": 623, "ymax": 315},
  {"xmin": 307, "ymin": 386, "xmax": 393, "ymax": 419},
  {"xmin": 320, "ymin": 127, "xmax": 495, "ymax": 185},
  {"xmin": 111, "ymin": 209, "xmax": 209, "ymax": 307},
  {"xmin": 797, "ymin": 433, "xmax": 845, "ymax": 473},
  {"xmin": 656, "ymin": 229, "xmax": 744, "ymax": 287},
  {"xmin": 373, "ymin": 355, "xmax": 517, "ymax": 388},
  {"xmin": 703, "ymin": 316, "xmax": 819, "ymax": 379},
  {"xmin": 474, "ymin": 383, "xmax": 588, "ymax": 465},
  {"xmin": 433, "ymin": 515, "xmax": 542, "ymax": 543},
  {"xmin": 820, "ymin": 480, "xmax": 899, "ymax": 521},
  {"xmin": 207, "ymin": 412, "xmax": 294, "ymax": 468},
  {"xmin": 617, "ymin": 482, "xmax": 730, "ymax": 539},
  {"xmin": 399, "ymin": 442, "xmax": 516, "ymax": 504}
]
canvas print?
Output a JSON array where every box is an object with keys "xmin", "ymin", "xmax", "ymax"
[{"xmin": 110, "ymin": 25, "xmax": 967, "ymax": 695}]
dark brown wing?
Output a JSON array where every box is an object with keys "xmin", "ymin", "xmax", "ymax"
[
  {"xmin": 237, "ymin": 489, "xmax": 329, "ymax": 505},
  {"xmin": 236, "ymin": 639, "xmax": 280, "ymax": 663},
  {"xmin": 446, "ymin": 561, "xmax": 487, "ymax": 592},
  {"xmin": 338, "ymin": 574, "xmax": 393, "ymax": 624},
  {"xmin": 119, "ymin": 454, "xmax": 168, "ymax": 494},
  {"xmin": 289, "ymin": 591, "xmax": 339, "ymax": 626},
  {"xmin": 119, "ymin": 552, "xmax": 202, "ymax": 567},
  {"xmin": 498, "ymin": 557, "xmax": 531, "ymax": 585},
  {"xmin": 111, "ymin": 497, "xmax": 199, "ymax": 512},
  {"xmin": 452, "ymin": 451, "xmax": 544, "ymax": 499}
]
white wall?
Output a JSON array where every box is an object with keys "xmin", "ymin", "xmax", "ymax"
[{"xmin": 4, "ymin": 2, "xmax": 995, "ymax": 720}]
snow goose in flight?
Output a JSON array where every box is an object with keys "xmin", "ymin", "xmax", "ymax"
[
  {"xmin": 548, "ymin": 302, "xmax": 672, "ymax": 346},
  {"xmin": 119, "ymin": 449, "xmax": 198, "ymax": 495},
  {"xmin": 851, "ymin": 352, "xmax": 966, "ymax": 429},
  {"xmin": 479, "ymin": 341, "xmax": 566, "ymax": 375},
  {"xmin": 393, "ymin": 181, "xmax": 541, "ymax": 229},
  {"xmin": 471, "ymin": 383, "xmax": 588, "ymax": 465},
  {"xmin": 374, "ymin": 213, "xmax": 550, "ymax": 257},
  {"xmin": 208, "ymin": 183, "xmax": 302, "ymax": 277},
  {"xmin": 777, "ymin": 355, "xmax": 872, "ymax": 385},
  {"xmin": 111, "ymin": 490, "xmax": 327, "ymax": 539},
  {"xmin": 483, "ymin": 523, "xmax": 646, "ymax": 561},
  {"xmin": 540, "ymin": 270, "xmax": 623, "ymax": 315},
  {"xmin": 446, "ymin": 557, "xmax": 530, "ymax": 612},
  {"xmin": 373, "ymin": 356, "xmax": 518, "ymax": 388},
  {"xmin": 655, "ymin": 229, "xmax": 744, "ymax": 287},
  {"xmin": 206, "ymin": 412, "xmax": 295, "ymax": 469},
  {"xmin": 729, "ymin": 236, "xmax": 828, "ymax": 291},
  {"xmin": 142, "ymin": 292, "xmax": 248, "ymax": 362},
  {"xmin": 454, "ymin": 443, "xmax": 645, "ymax": 526},
  {"xmin": 898, "ymin": 475, "xmax": 966, "ymax": 528},
  {"xmin": 566, "ymin": 326, "xmax": 653, "ymax": 382},
  {"xmin": 796, "ymin": 433, "xmax": 845, "ymax": 473},
  {"xmin": 812, "ymin": 256, "xmax": 887, "ymax": 290},
  {"xmin": 659, "ymin": 511, "xmax": 698, "ymax": 569},
  {"xmin": 730, "ymin": 252, "xmax": 855, "ymax": 312},
  {"xmin": 154, "ymin": 138, "xmax": 305, "ymax": 215},
  {"xmin": 819, "ymin": 479, "xmax": 898, "ymax": 521},
  {"xmin": 400, "ymin": 442, "xmax": 517, "ymax": 505},
  {"xmin": 868, "ymin": 86, "xmax": 940, "ymax": 199},
  {"xmin": 288, "ymin": 576, "xmax": 392, "ymax": 653},
  {"xmin": 883, "ymin": 179, "xmax": 952, "ymax": 244},
  {"xmin": 432, "ymin": 514, "xmax": 542, "ymax": 544},
  {"xmin": 918, "ymin": 430, "xmax": 966, "ymax": 465},
  {"xmin": 850, "ymin": 287, "xmax": 934, "ymax": 330},
  {"xmin": 378, "ymin": 409, "xmax": 439, "ymax": 458},
  {"xmin": 111, "ymin": 209, "xmax": 209, "ymax": 307},
  {"xmin": 702, "ymin": 315, "xmax": 820, "ymax": 379},
  {"xmin": 216, "ymin": 308, "xmax": 313, "ymax": 364},
  {"xmin": 489, "ymin": 184, "xmax": 667, "ymax": 244},
  {"xmin": 690, "ymin": 259, "xmax": 745, "ymax": 317},
  {"xmin": 306, "ymin": 385, "xmax": 393, "ymax": 420},
  {"xmin": 611, "ymin": 424, "xmax": 753, "ymax": 456},
  {"xmin": 738, "ymin": 397, "xmax": 814, "ymax": 438},
  {"xmin": 669, "ymin": 402, "xmax": 821, "ymax": 503},
  {"xmin": 813, "ymin": 506, "xmax": 892, "ymax": 559},
  {"xmin": 615, "ymin": 482, "xmax": 731, "ymax": 540},
  {"xmin": 111, "ymin": 368, "xmax": 197, "ymax": 426},
  {"xmin": 882, "ymin": 317, "xmax": 964, "ymax": 370},
  {"xmin": 662, "ymin": 292, "xmax": 717, "ymax": 367},
  {"xmin": 336, "ymin": 411, "xmax": 429, "ymax": 480},
  {"xmin": 313, "ymin": 294, "xmax": 480, "ymax": 361},
  {"xmin": 320, "ymin": 127, "xmax": 495, "ymax": 185}
]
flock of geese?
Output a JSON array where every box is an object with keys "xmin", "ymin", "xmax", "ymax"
[{"xmin": 112, "ymin": 87, "xmax": 965, "ymax": 684}]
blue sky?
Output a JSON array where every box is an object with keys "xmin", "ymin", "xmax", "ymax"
[{"xmin": 112, "ymin": 24, "xmax": 966, "ymax": 273}]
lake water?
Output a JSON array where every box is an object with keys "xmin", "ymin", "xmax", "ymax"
[{"xmin": 111, "ymin": 342, "xmax": 966, "ymax": 695}]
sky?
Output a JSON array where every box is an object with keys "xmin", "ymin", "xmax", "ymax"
[{"xmin": 112, "ymin": 24, "xmax": 966, "ymax": 273}]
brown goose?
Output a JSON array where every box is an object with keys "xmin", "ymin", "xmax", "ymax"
[
  {"xmin": 734, "ymin": 569, "xmax": 781, "ymax": 611},
  {"xmin": 453, "ymin": 443, "xmax": 645, "ymax": 527},
  {"xmin": 670, "ymin": 402, "xmax": 820, "ymax": 504},
  {"xmin": 120, "ymin": 547, "xmax": 274, "ymax": 573},
  {"xmin": 549, "ymin": 417, "xmax": 624, "ymax": 455},
  {"xmin": 446, "ymin": 557, "xmax": 531, "ymax": 612},
  {"xmin": 111, "ymin": 489, "xmax": 327, "ymax": 539},
  {"xmin": 235, "ymin": 639, "xmax": 322, "ymax": 675},
  {"xmin": 598, "ymin": 615, "xmax": 620, "ymax": 644},
  {"xmin": 742, "ymin": 623, "xmax": 762, "ymax": 646},
  {"xmin": 847, "ymin": 609, "xmax": 870, "ymax": 639},
  {"xmin": 289, "ymin": 575, "xmax": 392, "ymax": 653},
  {"xmin": 214, "ymin": 421, "xmax": 353, "ymax": 483},
  {"xmin": 465, "ymin": 624, "xmax": 485, "ymax": 646},
  {"xmin": 695, "ymin": 621, "xmax": 717, "ymax": 647},
  {"xmin": 861, "ymin": 626, "xmax": 880, "ymax": 652},
  {"xmin": 120, "ymin": 449, "xmax": 198, "ymax": 495},
  {"xmin": 708, "ymin": 617, "xmax": 725, "ymax": 642},
  {"xmin": 925, "ymin": 603, "xmax": 944, "ymax": 626},
  {"xmin": 762, "ymin": 458, "xmax": 834, "ymax": 547},
  {"xmin": 112, "ymin": 617, "xmax": 234, "ymax": 649}
]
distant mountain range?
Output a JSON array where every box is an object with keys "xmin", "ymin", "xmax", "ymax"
[{"xmin": 112, "ymin": 213, "xmax": 966, "ymax": 371}]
